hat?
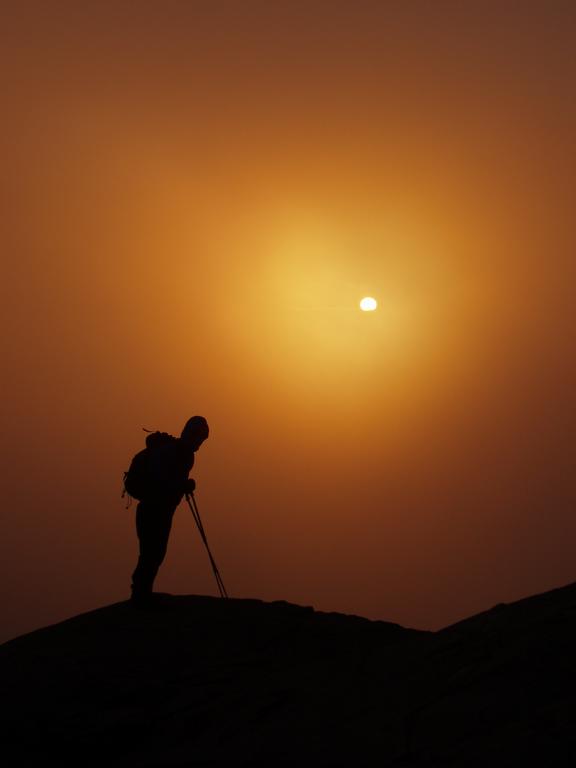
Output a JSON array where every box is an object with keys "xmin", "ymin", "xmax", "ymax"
[{"xmin": 181, "ymin": 415, "xmax": 209, "ymax": 442}]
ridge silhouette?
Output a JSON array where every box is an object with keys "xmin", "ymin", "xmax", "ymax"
[{"xmin": 3, "ymin": 583, "xmax": 576, "ymax": 766}]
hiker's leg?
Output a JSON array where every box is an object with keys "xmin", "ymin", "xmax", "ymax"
[{"xmin": 131, "ymin": 502, "xmax": 175, "ymax": 599}]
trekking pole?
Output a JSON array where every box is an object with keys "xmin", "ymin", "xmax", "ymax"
[{"xmin": 185, "ymin": 493, "xmax": 229, "ymax": 599}]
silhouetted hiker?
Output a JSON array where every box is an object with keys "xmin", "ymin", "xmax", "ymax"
[{"xmin": 124, "ymin": 416, "xmax": 209, "ymax": 605}]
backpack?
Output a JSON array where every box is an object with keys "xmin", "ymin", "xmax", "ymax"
[{"xmin": 122, "ymin": 431, "xmax": 178, "ymax": 503}]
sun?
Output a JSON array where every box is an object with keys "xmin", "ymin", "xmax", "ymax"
[{"xmin": 360, "ymin": 296, "xmax": 378, "ymax": 312}]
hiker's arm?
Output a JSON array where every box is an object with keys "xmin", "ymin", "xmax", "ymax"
[{"xmin": 185, "ymin": 477, "xmax": 196, "ymax": 493}]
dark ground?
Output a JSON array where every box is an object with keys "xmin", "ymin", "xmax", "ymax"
[{"xmin": 2, "ymin": 582, "xmax": 576, "ymax": 766}]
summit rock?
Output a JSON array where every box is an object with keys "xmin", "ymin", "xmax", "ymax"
[{"xmin": 2, "ymin": 585, "xmax": 576, "ymax": 765}]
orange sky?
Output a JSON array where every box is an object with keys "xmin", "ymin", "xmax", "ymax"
[{"xmin": 2, "ymin": 1, "xmax": 576, "ymax": 642}]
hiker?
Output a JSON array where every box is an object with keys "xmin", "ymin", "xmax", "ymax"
[{"xmin": 128, "ymin": 416, "xmax": 209, "ymax": 604}]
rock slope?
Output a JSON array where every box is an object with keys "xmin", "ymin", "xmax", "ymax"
[{"xmin": 2, "ymin": 584, "xmax": 576, "ymax": 766}]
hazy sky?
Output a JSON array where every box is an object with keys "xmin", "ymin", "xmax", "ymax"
[{"xmin": 2, "ymin": 1, "xmax": 576, "ymax": 642}]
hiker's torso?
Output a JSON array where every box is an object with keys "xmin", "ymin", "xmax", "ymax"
[{"xmin": 145, "ymin": 439, "xmax": 194, "ymax": 505}]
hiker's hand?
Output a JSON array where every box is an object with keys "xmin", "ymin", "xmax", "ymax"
[{"xmin": 185, "ymin": 478, "xmax": 196, "ymax": 493}]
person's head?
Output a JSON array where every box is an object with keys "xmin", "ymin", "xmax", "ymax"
[{"xmin": 180, "ymin": 415, "xmax": 209, "ymax": 450}]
